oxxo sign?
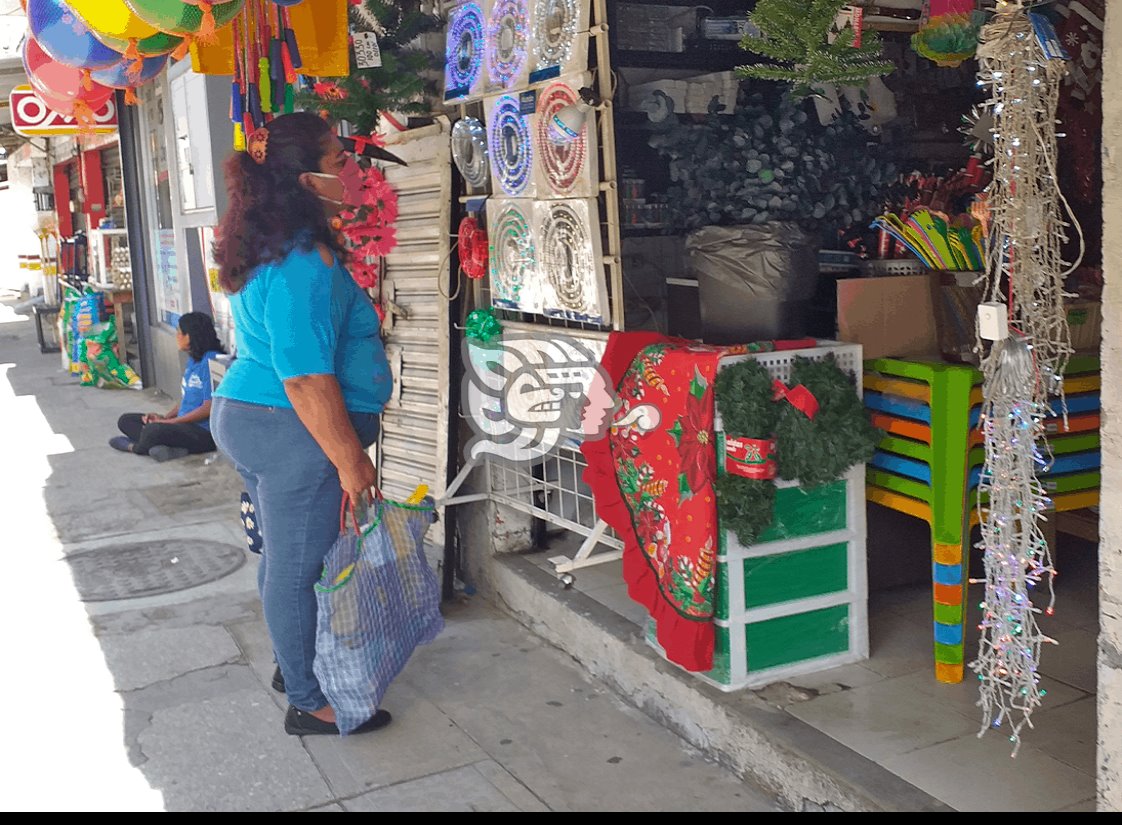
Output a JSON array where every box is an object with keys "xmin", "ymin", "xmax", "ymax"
[{"xmin": 9, "ymin": 85, "xmax": 117, "ymax": 137}]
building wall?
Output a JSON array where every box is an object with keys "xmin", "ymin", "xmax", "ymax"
[{"xmin": 1100, "ymin": 1, "xmax": 1122, "ymax": 812}]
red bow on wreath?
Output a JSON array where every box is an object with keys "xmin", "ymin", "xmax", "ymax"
[{"xmin": 773, "ymin": 380, "xmax": 819, "ymax": 420}]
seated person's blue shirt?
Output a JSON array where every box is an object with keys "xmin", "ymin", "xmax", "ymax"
[
  {"xmin": 179, "ymin": 351, "xmax": 219, "ymax": 431},
  {"xmin": 215, "ymin": 244, "xmax": 393, "ymax": 413}
]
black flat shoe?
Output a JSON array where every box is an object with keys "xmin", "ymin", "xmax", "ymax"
[
  {"xmin": 271, "ymin": 666, "xmax": 285, "ymax": 694},
  {"xmin": 283, "ymin": 706, "xmax": 393, "ymax": 736}
]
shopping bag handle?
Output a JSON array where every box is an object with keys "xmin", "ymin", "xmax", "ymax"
[{"xmin": 339, "ymin": 489, "xmax": 384, "ymax": 536}]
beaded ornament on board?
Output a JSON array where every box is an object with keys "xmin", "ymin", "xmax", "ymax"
[
  {"xmin": 487, "ymin": 91, "xmax": 537, "ymax": 197},
  {"xmin": 533, "ymin": 197, "xmax": 608, "ymax": 324},
  {"xmin": 526, "ymin": 0, "xmax": 590, "ymax": 86},
  {"xmin": 483, "ymin": 0, "xmax": 531, "ymax": 93},
  {"xmin": 488, "ymin": 198, "xmax": 542, "ymax": 314},
  {"xmin": 533, "ymin": 73, "xmax": 598, "ymax": 199},
  {"xmin": 444, "ymin": 1, "xmax": 486, "ymax": 102}
]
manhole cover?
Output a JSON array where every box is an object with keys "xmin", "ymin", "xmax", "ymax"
[{"xmin": 66, "ymin": 539, "xmax": 247, "ymax": 602}]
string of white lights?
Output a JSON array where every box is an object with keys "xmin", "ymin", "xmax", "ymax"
[{"xmin": 969, "ymin": 0, "xmax": 1079, "ymax": 756}]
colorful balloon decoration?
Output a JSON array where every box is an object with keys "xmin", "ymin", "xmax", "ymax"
[
  {"xmin": 124, "ymin": 0, "xmax": 244, "ymax": 42},
  {"xmin": 22, "ymin": 36, "xmax": 114, "ymax": 119},
  {"xmin": 27, "ymin": 0, "xmax": 123, "ymax": 70},
  {"xmin": 91, "ymin": 53, "xmax": 169, "ymax": 103},
  {"xmin": 66, "ymin": 0, "xmax": 165, "ymax": 61},
  {"xmin": 93, "ymin": 28, "xmax": 185, "ymax": 59}
]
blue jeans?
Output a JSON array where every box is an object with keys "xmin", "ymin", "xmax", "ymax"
[{"xmin": 211, "ymin": 396, "xmax": 380, "ymax": 712}]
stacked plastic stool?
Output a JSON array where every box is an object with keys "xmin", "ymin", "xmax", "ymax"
[{"xmin": 862, "ymin": 355, "xmax": 1101, "ymax": 684}]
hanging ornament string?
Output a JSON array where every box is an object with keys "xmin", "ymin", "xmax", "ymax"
[
  {"xmin": 975, "ymin": 3, "xmax": 1079, "ymax": 397},
  {"xmin": 970, "ymin": 1, "xmax": 1083, "ymax": 757},
  {"xmin": 972, "ymin": 335, "xmax": 1058, "ymax": 757}
]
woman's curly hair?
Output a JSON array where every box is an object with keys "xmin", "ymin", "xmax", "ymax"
[{"xmin": 215, "ymin": 112, "xmax": 345, "ymax": 293}]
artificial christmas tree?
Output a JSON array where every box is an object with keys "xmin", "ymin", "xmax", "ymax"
[{"xmin": 738, "ymin": 0, "xmax": 895, "ymax": 99}]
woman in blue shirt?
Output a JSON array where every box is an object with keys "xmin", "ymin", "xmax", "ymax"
[
  {"xmin": 210, "ymin": 113, "xmax": 393, "ymax": 738},
  {"xmin": 110, "ymin": 312, "xmax": 223, "ymax": 461}
]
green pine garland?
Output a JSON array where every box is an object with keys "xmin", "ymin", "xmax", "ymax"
[
  {"xmin": 296, "ymin": 0, "xmax": 440, "ymax": 134},
  {"xmin": 715, "ymin": 359, "xmax": 779, "ymax": 547},
  {"xmin": 738, "ymin": 0, "xmax": 896, "ymax": 99},
  {"xmin": 775, "ymin": 355, "xmax": 881, "ymax": 488}
]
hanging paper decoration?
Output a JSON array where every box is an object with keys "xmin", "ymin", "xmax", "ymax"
[
  {"xmin": 224, "ymin": 0, "xmax": 314, "ymax": 149},
  {"xmin": 534, "ymin": 198, "xmax": 607, "ymax": 324},
  {"xmin": 27, "ymin": 0, "xmax": 124, "ymax": 70},
  {"xmin": 451, "ymin": 117, "xmax": 489, "ymax": 191},
  {"xmin": 457, "ymin": 216, "xmax": 489, "ymax": 279},
  {"xmin": 488, "ymin": 93, "xmax": 533, "ymax": 196},
  {"xmin": 294, "ymin": 0, "xmax": 439, "ymax": 135},
  {"xmin": 530, "ymin": 0, "xmax": 586, "ymax": 81},
  {"xmin": 488, "ymin": 199, "xmax": 539, "ymax": 312},
  {"xmin": 124, "ymin": 0, "xmax": 244, "ymax": 41},
  {"xmin": 533, "ymin": 77, "xmax": 596, "ymax": 197},
  {"xmin": 444, "ymin": 1, "xmax": 484, "ymax": 101},
  {"xmin": 191, "ymin": 0, "xmax": 347, "ymax": 77},
  {"xmin": 970, "ymin": 2, "xmax": 1081, "ymax": 756},
  {"xmin": 911, "ymin": 0, "xmax": 986, "ymax": 68},
  {"xmin": 486, "ymin": 0, "xmax": 529, "ymax": 90}
]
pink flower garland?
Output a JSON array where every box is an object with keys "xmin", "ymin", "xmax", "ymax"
[{"xmin": 337, "ymin": 165, "xmax": 399, "ymax": 290}]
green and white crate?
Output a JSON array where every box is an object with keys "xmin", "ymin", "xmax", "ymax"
[{"xmin": 647, "ymin": 342, "xmax": 869, "ymax": 691}]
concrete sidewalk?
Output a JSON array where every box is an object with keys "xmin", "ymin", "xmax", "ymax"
[{"xmin": 0, "ymin": 301, "xmax": 774, "ymax": 812}]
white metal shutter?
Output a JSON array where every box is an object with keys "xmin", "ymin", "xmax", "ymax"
[{"xmin": 377, "ymin": 124, "xmax": 453, "ymax": 543}]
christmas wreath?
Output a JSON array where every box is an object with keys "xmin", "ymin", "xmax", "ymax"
[
  {"xmin": 715, "ymin": 353, "xmax": 880, "ymax": 546},
  {"xmin": 775, "ymin": 355, "xmax": 881, "ymax": 488}
]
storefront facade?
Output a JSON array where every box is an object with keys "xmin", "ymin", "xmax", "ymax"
[{"xmin": 120, "ymin": 62, "xmax": 233, "ymax": 397}]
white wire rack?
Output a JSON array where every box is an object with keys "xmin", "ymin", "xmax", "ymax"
[{"xmin": 442, "ymin": 443, "xmax": 623, "ymax": 580}]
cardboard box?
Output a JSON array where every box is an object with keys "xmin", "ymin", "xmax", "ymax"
[{"xmin": 836, "ymin": 274, "xmax": 941, "ymax": 360}]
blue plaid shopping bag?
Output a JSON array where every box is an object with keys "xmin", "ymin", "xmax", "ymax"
[{"xmin": 313, "ymin": 491, "xmax": 443, "ymax": 735}]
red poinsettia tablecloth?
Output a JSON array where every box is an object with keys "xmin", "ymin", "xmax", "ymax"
[{"xmin": 582, "ymin": 333, "xmax": 814, "ymax": 672}]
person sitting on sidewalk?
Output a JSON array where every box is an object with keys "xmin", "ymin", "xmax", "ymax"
[{"xmin": 109, "ymin": 312, "xmax": 225, "ymax": 462}]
